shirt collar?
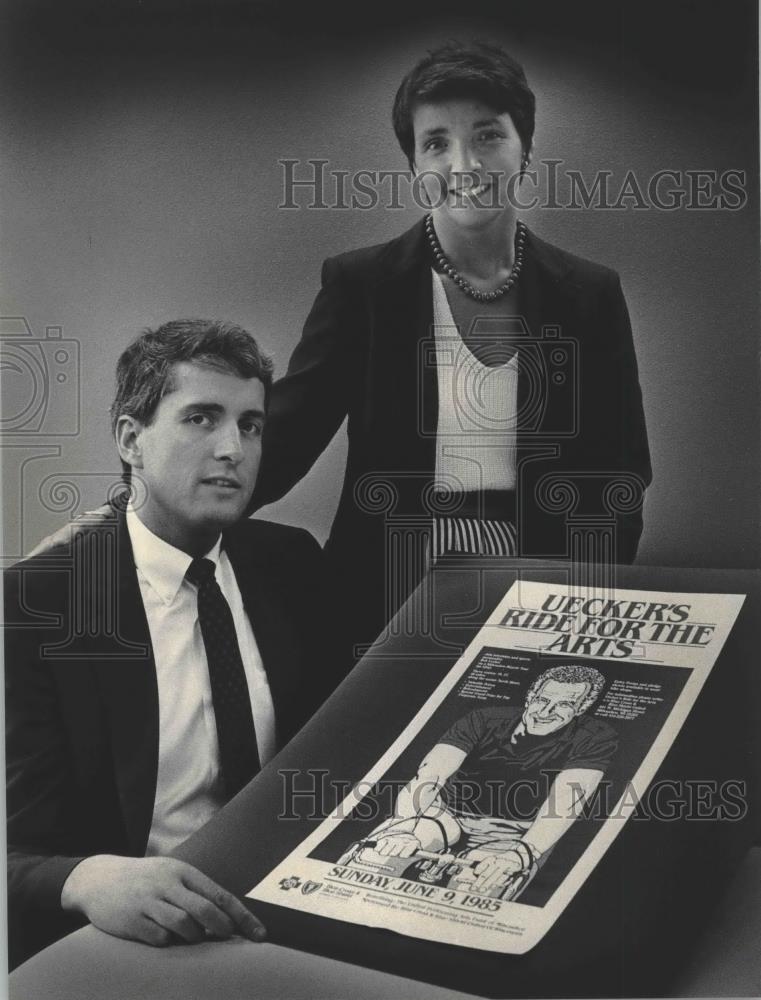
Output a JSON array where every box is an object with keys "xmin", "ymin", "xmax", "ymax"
[{"xmin": 126, "ymin": 507, "xmax": 222, "ymax": 606}]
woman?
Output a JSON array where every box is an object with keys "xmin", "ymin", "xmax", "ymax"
[{"xmin": 254, "ymin": 42, "xmax": 651, "ymax": 661}]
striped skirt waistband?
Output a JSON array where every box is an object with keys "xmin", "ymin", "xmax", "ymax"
[{"xmin": 431, "ymin": 491, "xmax": 517, "ymax": 559}]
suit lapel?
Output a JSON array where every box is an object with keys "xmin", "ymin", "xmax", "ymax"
[
  {"xmin": 369, "ymin": 220, "xmax": 437, "ymax": 479},
  {"xmin": 94, "ymin": 513, "xmax": 159, "ymax": 855},
  {"xmin": 516, "ymin": 229, "xmax": 581, "ymax": 445}
]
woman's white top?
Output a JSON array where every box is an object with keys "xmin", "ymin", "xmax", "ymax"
[{"xmin": 431, "ymin": 269, "xmax": 518, "ymax": 493}]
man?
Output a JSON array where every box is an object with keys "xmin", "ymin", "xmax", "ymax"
[
  {"xmin": 354, "ymin": 665, "xmax": 617, "ymax": 897},
  {"xmin": 5, "ymin": 319, "xmax": 336, "ymax": 967}
]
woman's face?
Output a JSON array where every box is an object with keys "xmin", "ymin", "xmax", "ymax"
[{"xmin": 412, "ymin": 98, "xmax": 526, "ymax": 231}]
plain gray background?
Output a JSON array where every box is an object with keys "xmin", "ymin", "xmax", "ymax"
[{"xmin": 2, "ymin": 0, "xmax": 758, "ymax": 568}]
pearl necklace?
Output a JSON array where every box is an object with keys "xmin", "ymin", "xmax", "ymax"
[{"xmin": 424, "ymin": 214, "xmax": 527, "ymax": 303}]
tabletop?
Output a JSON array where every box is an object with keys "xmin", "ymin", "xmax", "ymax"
[{"xmin": 10, "ymin": 560, "xmax": 761, "ymax": 998}]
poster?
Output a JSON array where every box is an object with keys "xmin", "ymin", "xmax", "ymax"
[{"xmin": 249, "ymin": 581, "xmax": 745, "ymax": 953}]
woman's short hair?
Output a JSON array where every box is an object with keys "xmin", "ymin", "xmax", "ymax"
[
  {"xmin": 392, "ymin": 41, "xmax": 536, "ymax": 171},
  {"xmin": 110, "ymin": 318, "xmax": 273, "ymax": 438}
]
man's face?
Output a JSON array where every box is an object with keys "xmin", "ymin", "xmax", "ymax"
[
  {"xmin": 522, "ymin": 679, "xmax": 590, "ymax": 736},
  {"xmin": 123, "ymin": 361, "xmax": 265, "ymax": 553}
]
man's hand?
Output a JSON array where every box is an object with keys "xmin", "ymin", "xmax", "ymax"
[
  {"xmin": 468, "ymin": 850, "xmax": 525, "ymax": 894},
  {"xmin": 25, "ymin": 504, "xmax": 113, "ymax": 559},
  {"xmin": 369, "ymin": 832, "xmax": 422, "ymax": 859},
  {"xmin": 61, "ymin": 855, "xmax": 266, "ymax": 947}
]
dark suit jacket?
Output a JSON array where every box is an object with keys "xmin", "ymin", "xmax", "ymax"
[
  {"xmin": 255, "ymin": 220, "xmax": 652, "ymax": 659},
  {"xmin": 5, "ymin": 512, "xmax": 336, "ymax": 968}
]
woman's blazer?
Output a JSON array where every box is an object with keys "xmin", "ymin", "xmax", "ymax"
[{"xmin": 255, "ymin": 219, "xmax": 652, "ymax": 656}]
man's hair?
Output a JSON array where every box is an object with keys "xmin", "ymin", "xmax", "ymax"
[
  {"xmin": 526, "ymin": 665, "xmax": 606, "ymax": 715},
  {"xmin": 392, "ymin": 41, "xmax": 536, "ymax": 172},
  {"xmin": 110, "ymin": 318, "xmax": 273, "ymax": 438}
]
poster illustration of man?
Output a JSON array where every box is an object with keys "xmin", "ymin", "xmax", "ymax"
[
  {"xmin": 309, "ymin": 644, "xmax": 691, "ymax": 911},
  {"xmin": 338, "ymin": 665, "xmax": 616, "ymax": 901}
]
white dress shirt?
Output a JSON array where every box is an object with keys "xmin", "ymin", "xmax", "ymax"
[{"xmin": 126, "ymin": 509, "xmax": 276, "ymax": 856}]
